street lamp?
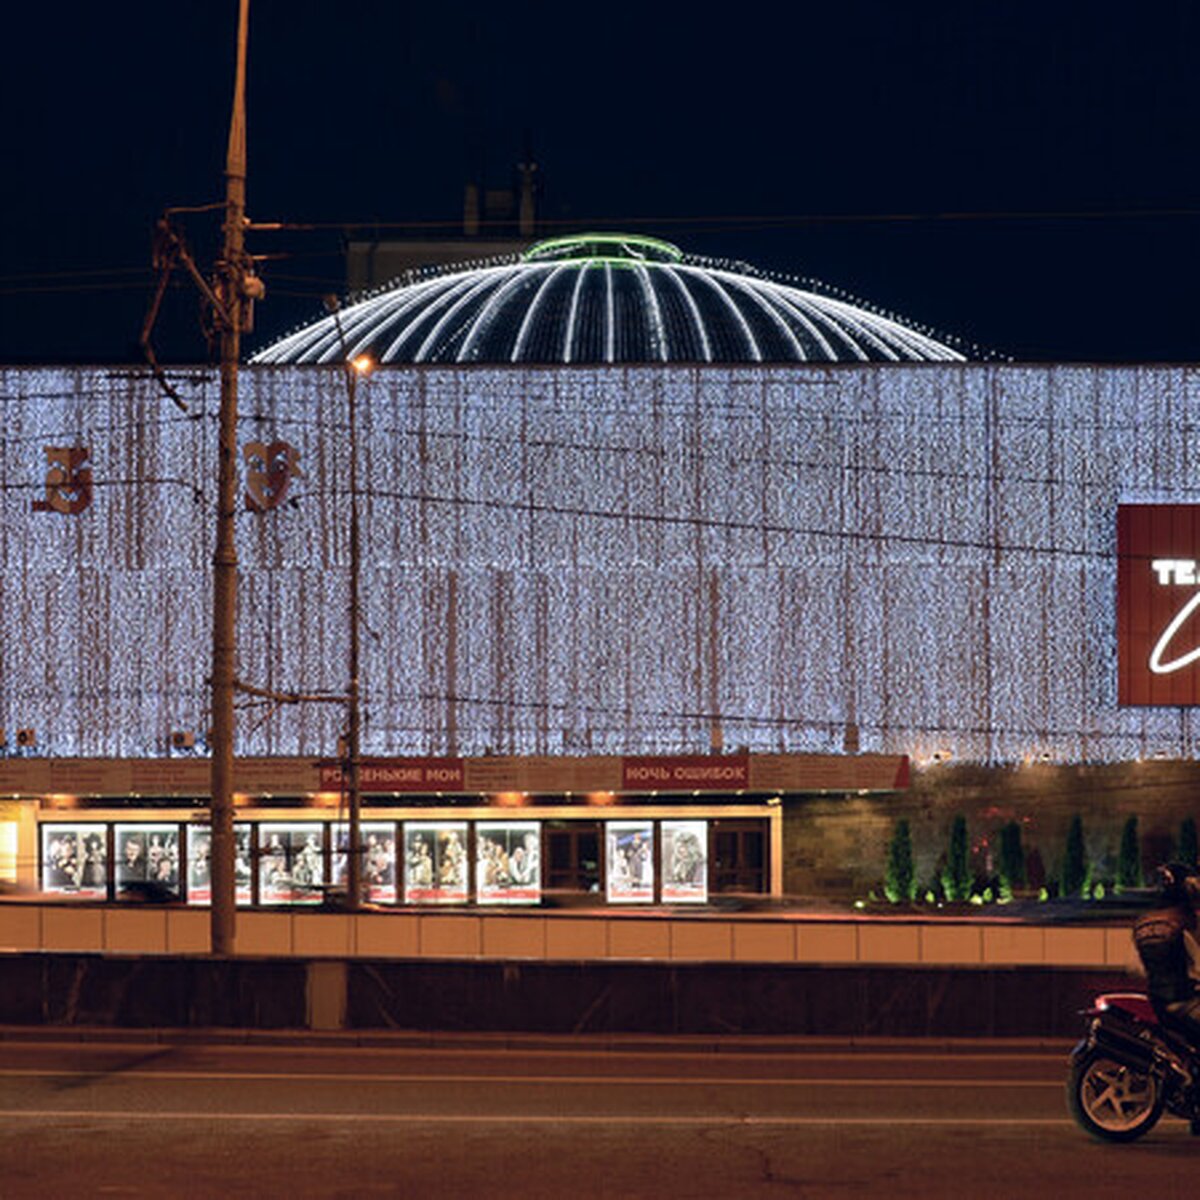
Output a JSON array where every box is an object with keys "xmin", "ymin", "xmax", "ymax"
[{"xmin": 339, "ymin": 335, "xmax": 374, "ymax": 908}]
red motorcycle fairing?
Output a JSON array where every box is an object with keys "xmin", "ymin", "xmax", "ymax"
[{"xmin": 1090, "ymin": 993, "xmax": 1160, "ymax": 1025}]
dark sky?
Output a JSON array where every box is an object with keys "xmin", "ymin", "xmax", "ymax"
[{"xmin": 3, "ymin": 1, "xmax": 1199, "ymax": 364}]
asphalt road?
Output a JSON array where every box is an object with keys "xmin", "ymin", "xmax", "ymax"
[{"xmin": 0, "ymin": 1035, "xmax": 1196, "ymax": 1197}]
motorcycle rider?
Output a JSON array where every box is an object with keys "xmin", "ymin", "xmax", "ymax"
[
  {"xmin": 1134, "ymin": 863, "xmax": 1200, "ymax": 1042},
  {"xmin": 1133, "ymin": 860, "xmax": 1200, "ymax": 1132}
]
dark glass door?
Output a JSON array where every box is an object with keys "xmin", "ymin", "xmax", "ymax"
[
  {"xmin": 712, "ymin": 820, "xmax": 767, "ymax": 893},
  {"xmin": 545, "ymin": 821, "xmax": 601, "ymax": 893}
]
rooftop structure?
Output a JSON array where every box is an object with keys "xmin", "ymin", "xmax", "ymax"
[{"xmin": 253, "ymin": 233, "xmax": 968, "ymax": 365}]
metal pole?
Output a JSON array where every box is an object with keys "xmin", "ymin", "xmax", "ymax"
[
  {"xmin": 210, "ymin": 0, "xmax": 251, "ymax": 955},
  {"xmin": 346, "ymin": 359, "xmax": 362, "ymax": 909}
]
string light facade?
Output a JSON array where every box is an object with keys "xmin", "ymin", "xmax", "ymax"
[{"xmin": 0, "ymin": 363, "xmax": 1194, "ymax": 765}]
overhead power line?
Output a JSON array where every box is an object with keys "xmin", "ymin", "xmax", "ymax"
[{"xmin": 247, "ymin": 206, "xmax": 1200, "ymax": 234}]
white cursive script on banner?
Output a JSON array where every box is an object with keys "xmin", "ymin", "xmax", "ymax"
[{"xmin": 1149, "ymin": 558, "xmax": 1200, "ymax": 674}]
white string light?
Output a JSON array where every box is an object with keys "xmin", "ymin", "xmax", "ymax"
[
  {"xmin": 1, "ymin": 363, "xmax": 1191, "ymax": 765},
  {"xmin": 250, "ymin": 238, "xmax": 972, "ymax": 366}
]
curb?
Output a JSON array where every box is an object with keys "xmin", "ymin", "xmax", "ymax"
[{"xmin": 0, "ymin": 1024, "xmax": 1076, "ymax": 1055}]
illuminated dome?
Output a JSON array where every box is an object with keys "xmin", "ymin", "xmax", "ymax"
[{"xmin": 252, "ymin": 233, "xmax": 967, "ymax": 365}]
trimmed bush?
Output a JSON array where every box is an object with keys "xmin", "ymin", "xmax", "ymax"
[
  {"xmin": 998, "ymin": 821, "xmax": 1026, "ymax": 898},
  {"xmin": 884, "ymin": 819, "xmax": 916, "ymax": 903},
  {"xmin": 1180, "ymin": 817, "xmax": 1199, "ymax": 868},
  {"xmin": 1060, "ymin": 814, "xmax": 1088, "ymax": 899},
  {"xmin": 1117, "ymin": 815, "xmax": 1141, "ymax": 891},
  {"xmin": 941, "ymin": 814, "xmax": 972, "ymax": 902}
]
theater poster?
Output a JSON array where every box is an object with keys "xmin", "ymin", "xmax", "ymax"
[
  {"xmin": 258, "ymin": 823, "xmax": 325, "ymax": 905},
  {"xmin": 42, "ymin": 823, "xmax": 107, "ymax": 898},
  {"xmin": 476, "ymin": 821, "xmax": 541, "ymax": 904},
  {"xmin": 332, "ymin": 821, "xmax": 397, "ymax": 904},
  {"xmin": 115, "ymin": 823, "xmax": 180, "ymax": 896},
  {"xmin": 186, "ymin": 824, "xmax": 253, "ymax": 905},
  {"xmin": 606, "ymin": 820, "xmax": 654, "ymax": 903},
  {"xmin": 661, "ymin": 820, "xmax": 708, "ymax": 903},
  {"xmin": 403, "ymin": 821, "xmax": 468, "ymax": 904}
]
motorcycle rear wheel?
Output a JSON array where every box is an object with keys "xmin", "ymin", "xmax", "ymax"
[{"xmin": 1067, "ymin": 1051, "xmax": 1164, "ymax": 1142}]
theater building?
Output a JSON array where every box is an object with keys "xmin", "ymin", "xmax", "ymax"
[{"xmin": 1, "ymin": 234, "xmax": 1196, "ymax": 904}]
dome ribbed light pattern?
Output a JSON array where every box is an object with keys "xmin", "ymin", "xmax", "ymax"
[{"xmin": 252, "ymin": 234, "xmax": 967, "ymax": 365}]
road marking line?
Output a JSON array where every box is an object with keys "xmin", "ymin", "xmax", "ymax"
[
  {"xmin": 0, "ymin": 1070, "xmax": 1061, "ymax": 1088},
  {"xmin": 0, "ymin": 1043, "xmax": 1070, "ymax": 1063},
  {"xmin": 0, "ymin": 1110, "xmax": 1079, "ymax": 1127}
]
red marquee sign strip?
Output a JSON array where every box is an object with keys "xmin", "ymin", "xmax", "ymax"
[
  {"xmin": 319, "ymin": 758, "xmax": 464, "ymax": 791},
  {"xmin": 621, "ymin": 754, "xmax": 750, "ymax": 791}
]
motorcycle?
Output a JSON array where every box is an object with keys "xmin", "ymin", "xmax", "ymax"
[{"xmin": 1068, "ymin": 991, "xmax": 1200, "ymax": 1141}]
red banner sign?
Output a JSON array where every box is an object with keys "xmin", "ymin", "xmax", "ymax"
[
  {"xmin": 319, "ymin": 758, "xmax": 464, "ymax": 791},
  {"xmin": 1117, "ymin": 504, "xmax": 1200, "ymax": 705},
  {"xmin": 621, "ymin": 754, "xmax": 750, "ymax": 791}
]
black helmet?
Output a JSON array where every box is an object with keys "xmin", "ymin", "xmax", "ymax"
[{"xmin": 1156, "ymin": 862, "xmax": 1200, "ymax": 904}]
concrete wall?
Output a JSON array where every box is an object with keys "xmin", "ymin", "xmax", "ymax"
[
  {"xmin": 0, "ymin": 901, "xmax": 1141, "ymax": 971},
  {"xmin": 0, "ymin": 951, "xmax": 1132, "ymax": 1038}
]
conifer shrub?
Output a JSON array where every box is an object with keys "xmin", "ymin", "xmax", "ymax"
[
  {"xmin": 1060, "ymin": 814, "xmax": 1088, "ymax": 899},
  {"xmin": 1180, "ymin": 817, "xmax": 1199, "ymax": 868},
  {"xmin": 997, "ymin": 821, "xmax": 1026, "ymax": 899},
  {"xmin": 1117, "ymin": 815, "xmax": 1141, "ymax": 891},
  {"xmin": 940, "ymin": 814, "xmax": 972, "ymax": 902},
  {"xmin": 884, "ymin": 818, "xmax": 916, "ymax": 903}
]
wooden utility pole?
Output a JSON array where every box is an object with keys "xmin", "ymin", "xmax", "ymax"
[{"xmin": 210, "ymin": 0, "xmax": 252, "ymax": 955}]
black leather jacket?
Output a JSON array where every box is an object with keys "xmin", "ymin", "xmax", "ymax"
[{"xmin": 1134, "ymin": 904, "xmax": 1196, "ymax": 1006}]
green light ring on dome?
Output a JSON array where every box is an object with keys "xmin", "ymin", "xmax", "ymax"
[
  {"xmin": 529, "ymin": 255, "xmax": 682, "ymax": 271},
  {"xmin": 523, "ymin": 233, "xmax": 683, "ymax": 264}
]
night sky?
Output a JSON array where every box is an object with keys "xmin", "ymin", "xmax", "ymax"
[{"xmin": 3, "ymin": 1, "xmax": 1199, "ymax": 364}]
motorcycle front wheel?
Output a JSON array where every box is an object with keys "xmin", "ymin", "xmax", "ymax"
[{"xmin": 1067, "ymin": 1051, "xmax": 1164, "ymax": 1142}]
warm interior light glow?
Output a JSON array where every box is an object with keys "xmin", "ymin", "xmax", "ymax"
[
  {"xmin": 350, "ymin": 354, "xmax": 375, "ymax": 377},
  {"xmin": 0, "ymin": 819, "xmax": 16, "ymax": 884}
]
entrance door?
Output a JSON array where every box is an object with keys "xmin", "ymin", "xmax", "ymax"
[
  {"xmin": 545, "ymin": 821, "xmax": 601, "ymax": 893},
  {"xmin": 712, "ymin": 820, "xmax": 767, "ymax": 893}
]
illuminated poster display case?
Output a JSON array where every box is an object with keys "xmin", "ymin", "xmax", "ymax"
[
  {"xmin": 41, "ymin": 823, "xmax": 108, "ymax": 898},
  {"xmin": 476, "ymin": 821, "xmax": 541, "ymax": 905},
  {"xmin": 606, "ymin": 820, "xmax": 654, "ymax": 903},
  {"xmin": 115, "ymin": 823, "xmax": 180, "ymax": 897},
  {"xmin": 333, "ymin": 821, "xmax": 398, "ymax": 904},
  {"xmin": 404, "ymin": 821, "xmax": 468, "ymax": 904},
  {"xmin": 661, "ymin": 820, "xmax": 708, "ymax": 904},
  {"xmin": 186, "ymin": 824, "xmax": 253, "ymax": 906},
  {"xmin": 258, "ymin": 823, "xmax": 325, "ymax": 905}
]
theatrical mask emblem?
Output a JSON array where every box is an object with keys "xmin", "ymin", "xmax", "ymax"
[
  {"xmin": 32, "ymin": 446, "xmax": 93, "ymax": 515},
  {"xmin": 244, "ymin": 441, "xmax": 302, "ymax": 512}
]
